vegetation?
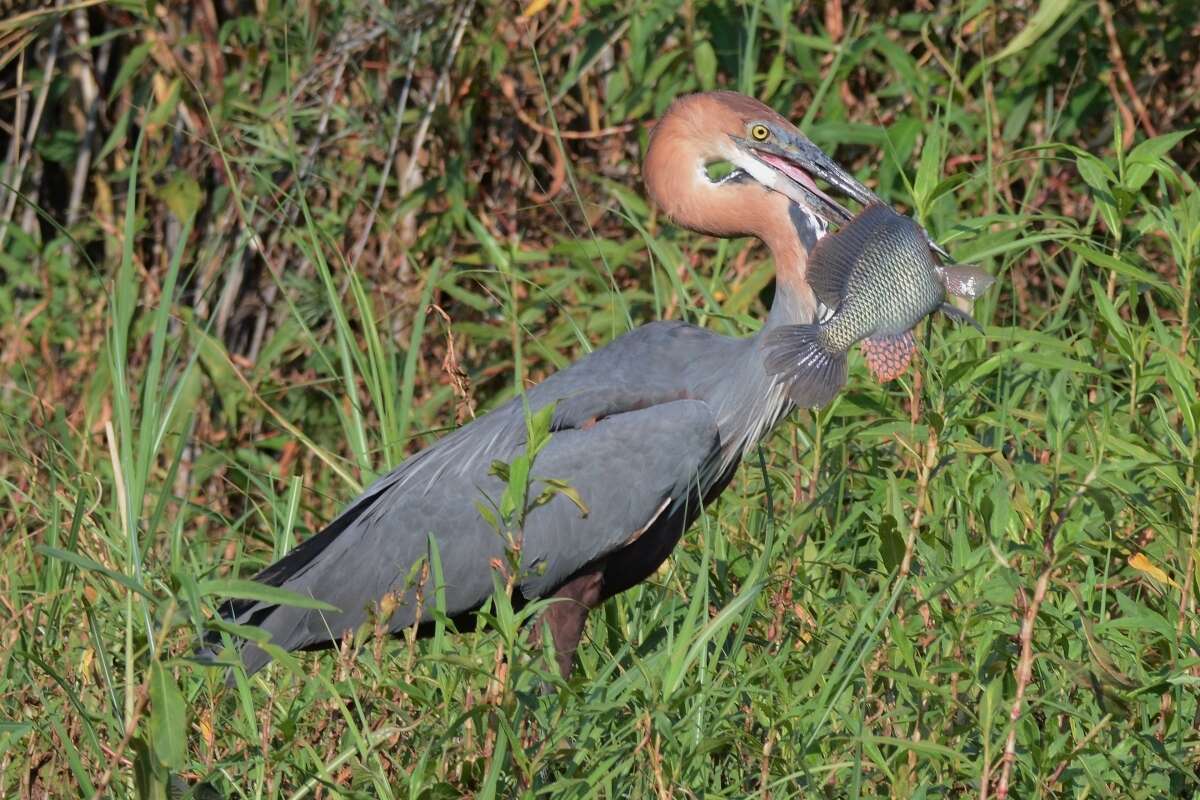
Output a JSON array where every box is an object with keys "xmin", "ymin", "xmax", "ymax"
[{"xmin": 2, "ymin": 0, "xmax": 1198, "ymax": 796}]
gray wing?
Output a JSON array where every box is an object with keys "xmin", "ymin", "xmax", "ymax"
[
  {"xmin": 231, "ymin": 392, "xmax": 720, "ymax": 675},
  {"xmin": 519, "ymin": 398, "xmax": 719, "ymax": 596}
]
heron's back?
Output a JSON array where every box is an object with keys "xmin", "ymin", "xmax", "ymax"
[{"xmin": 219, "ymin": 320, "xmax": 781, "ymax": 674}]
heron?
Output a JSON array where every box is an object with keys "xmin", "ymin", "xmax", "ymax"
[{"xmin": 209, "ymin": 91, "xmax": 896, "ymax": 680}]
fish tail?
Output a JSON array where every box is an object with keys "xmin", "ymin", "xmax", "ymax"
[{"xmin": 764, "ymin": 324, "xmax": 848, "ymax": 408}]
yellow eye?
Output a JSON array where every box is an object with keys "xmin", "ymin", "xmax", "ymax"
[{"xmin": 750, "ymin": 124, "xmax": 770, "ymax": 141}]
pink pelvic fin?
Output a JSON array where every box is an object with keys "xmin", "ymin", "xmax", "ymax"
[{"xmin": 861, "ymin": 330, "xmax": 916, "ymax": 381}]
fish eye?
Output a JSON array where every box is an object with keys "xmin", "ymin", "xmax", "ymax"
[{"xmin": 750, "ymin": 124, "xmax": 770, "ymax": 141}]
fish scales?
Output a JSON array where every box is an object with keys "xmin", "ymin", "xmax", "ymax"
[
  {"xmin": 765, "ymin": 203, "xmax": 994, "ymax": 408},
  {"xmin": 817, "ymin": 212, "xmax": 944, "ymax": 351}
]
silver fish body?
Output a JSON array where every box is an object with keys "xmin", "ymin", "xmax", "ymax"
[
  {"xmin": 765, "ymin": 203, "xmax": 993, "ymax": 408},
  {"xmin": 813, "ymin": 206, "xmax": 946, "ymax": 350}
]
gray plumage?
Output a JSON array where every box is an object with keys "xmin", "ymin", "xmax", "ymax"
[
  {"xmin": 215, "ymin": 289, "xmax": 811, "ymax": 677},
  {"xmin": 201, "ymin": 89, "xmax": 961, "ymax": 680}
]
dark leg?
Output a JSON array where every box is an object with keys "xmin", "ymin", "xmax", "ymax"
[{"xmin": 534, "ymin": 572, "xmax": 603, "ymax": 677}]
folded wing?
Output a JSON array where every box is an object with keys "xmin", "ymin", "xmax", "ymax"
[{"xmin": 222, "ymin": 391, "xmax": 721, "ymax": 676}]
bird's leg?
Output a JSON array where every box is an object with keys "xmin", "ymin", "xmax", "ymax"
[{"xmin": 530, "ymin": 571, "xmax": 604, "ymax": 678}]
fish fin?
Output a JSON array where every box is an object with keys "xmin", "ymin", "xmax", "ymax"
[
  {"xmin": 939, "ymin": 302, "xmax": 985, "ymax": 332},
  {"xmin": 764, "ymin": 324, "xmax": 848, "ymax": 408},
  {"xmin": 861, "ymin": 331, "xmax": 916, "ymax": 381},
  {"xmin": 936, "ymin": 263, "xmax": 995, "ymax": 299},
  {"xmin": 806, "ymin": 203, "xmax": 893, "ymax": 307}
]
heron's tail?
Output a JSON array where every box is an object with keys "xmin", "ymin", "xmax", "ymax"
[
  {"xmin": 196, "ymin": 594, "xmax": 307, "ymax": 683},
  {"xmin": 196, "ymin": 510, "xmax": 364, "ymax": 680},
  {"xmin": 764, "ymin": 324, "xmax": 847, "ymax": 408},
  {"xmin": 197, "ymin": 595, "xmax": 305, "ymax": 681}
]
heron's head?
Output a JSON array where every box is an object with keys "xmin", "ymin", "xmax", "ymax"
[{"xmin": 643, "ymin": 91, "xmax": 878, "ymax": 248}]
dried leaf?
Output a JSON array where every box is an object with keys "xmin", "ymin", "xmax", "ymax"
[
  {"xmin": 1128, "ymin": 553, "xmax": 1179, "ymax": 589},
  {"xmin": 520, "ymin": 0, "xmax": 551, "ymax": 18}
]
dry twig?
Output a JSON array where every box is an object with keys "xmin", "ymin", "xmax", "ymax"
[
  {"xmin": 498, "ymin": 73, "xmax": 641, "ymax": 140},
  {"xmin": 1097, "ymin": 0, "xmax": 1157, "ymax": 142},
  {"xmin": 348, "ymin": 28, "xmax": 423, "ymax": 268},
  {"xmin": 0, "ymin": 15, "xmax": 61, "ymax": 252},
  {"xmin": 992, "ymin": 466, "xmax": 1100, "ymax": 799}
]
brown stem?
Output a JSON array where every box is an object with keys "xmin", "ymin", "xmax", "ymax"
[
  {"xmin": 900, "ymin": 427, "xmax": 939, "ymax": 580},
  {"xmin": 498, "ymin": 73, "xmax": 641, "ymax": 140},
  {"xmin": 994, "ymin": 467, "xmax": 1099, "ymax": 798},
  {"xmin": 1176, "ymin": 479, "xmax": 1199, "ymax": 674},
  {"xmin": 1042, "ymin": 714, "xmax": 1113, "ymax": 791},
  {"xmin": 348, "ymin": 29, "xmax": 422, "ymax": 269},
  {"xmin": 527, "ymin": 128, "xmax": 567, "ymax": 204},
  {"xmin": 0, "ymin": 17, "xmax": 62, "ymax": 253},
  {"xmin": 1097, "ymin": 0, "xmax": 1158, "ymax": 139},
  {"xmin": 89, "ymin": 686, "xmax": 150, "ymax": 800}
]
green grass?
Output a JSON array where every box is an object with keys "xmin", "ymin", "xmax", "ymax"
[{"xmin": 2, "ymin": 0, "xmax": 1198, "ymax": 796}]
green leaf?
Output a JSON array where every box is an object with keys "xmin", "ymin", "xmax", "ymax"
[
  {"xmin": 1089, "ymin": 279, "xmax": 1134, "ymax": 362},
  {"xmin": 0, "ymin": 722, "xmax": 32, "ymax": 743},
  {"xmin": 532, "ymin": 477, "xmax": 589, "ymax": 516},
  {"xmin": 1162, "ymin": 349, "xmax": 1199, "ymax": 438},
  {"xmin": 96, "ymin": 105, "xmax": 131, "ymax": 164},
  {"xmin": 189, "ymin": 322, "xmax": 243, "ymax": 428},
  {"xmin": 110, "ymin": 41, "xmax": 152, "ymax": 97},
  {"xmin": 703, "ymin": 160, "xmax": 737, "ymax": 182},
  {"xmin": 858, "ymin": 735, "xmax": 963, "ymax": 760},
  {"xmin": 762, "ymin": 53, "xmax": 785, "ymax": 99},
  {"xmin": 35, "ymin": 129, "xmax": 79, "ymax": 165},
  {"xmin": 1128, "ymin": 129, "xmax": 1193, "ymax": 166},
  {"xmin": 148, "ymin": 663, "xmax": 186, "ymax": 770},
  {"xmin": 1068, "ymin": 242, "xmax": 1171, "ymax": 294},
  {"xmin": 877, "ymin": 515, "xmax": 905, "ymax": 574},
  {"xmin": 526, "ymin": 401, "xmax": 556, "ymax": 456},
  {"xmin": 693, "ymin": 40, "xmax": 717, "ymax": 91},
  {"xmin": 498, "ymin": 454, "xmax": 530, "ymax": 522},
  {"xmin": 913, "ymin": 128, "xmax": 943, "ymax": 215},
  {"xmin": 1075, "ymin": 154, "xmax": 1123, "ymax": 238},
  {"xmin": 475, "ymin": 501, "xmax": 498, "ymax": 531},
  {"xmin": 160, "ymin": 172, "xmax": 202, "ymax": 225},
  {"xmin": 465, "ymin": 211, "xmax": 510, "ymax": 271},
  {"xmin": 35, "ymin": 545, "xmax": 155, "ymax": 600},
  {"xmin": 1014, "ymin": 350, "xmax": 1103, "ymax": 375},
  {"xmin": 195, "ymin": 579, "xmax": 340, "ymax": 612},
  {"xmin": 666, "ymin": 581, "xmax": 763, "ymax": 698},
  {"xmin": 131, "ymin": 737, "xmax": 162, "ymax": 800},
  {"xmin": 1126, "ymin": 129, "xmax": 1193, "ymax": 190},
  {"xmin": 926, "ymin": 173, "xmax": 970, "ymax": 207},
  {"xmin": 1105, "ymin": 436, "xmax": 1185, "ymax": 494},
  {"xmin": 990, "ymin": 0, "xmax": 1074, "ymax": 62},
  {"xmin": 145, "ymin": 78, "xmax": 182, "ymax": 129}
]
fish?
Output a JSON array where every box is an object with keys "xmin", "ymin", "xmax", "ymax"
[{"xmin": 764, "ymin": 203, "xmax": 994, "ymax": 408}]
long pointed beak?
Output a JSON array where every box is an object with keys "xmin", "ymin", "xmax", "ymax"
[{"xmin": 736, "ymin": 131, "xmax": 953, "ymax": 260}]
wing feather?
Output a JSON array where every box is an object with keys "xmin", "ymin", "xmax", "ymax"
[{"xmin": 228, "ymin": 393, "xmax": 720, "ymax": 675}]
